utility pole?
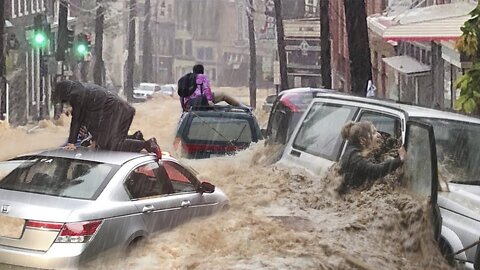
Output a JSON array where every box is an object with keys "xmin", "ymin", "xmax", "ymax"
[
  {"xmin": 344, "ymin": 0, "xmax": 372, "ymax": 96},
  {"xmin": 247, "ymin": 0, "xmax": 257, "ymax": 109},
  {"xmin": 0, "ymin": 0, "xmax": 6, "ymax": 120},
  {"xmin": 273, "ymin": 0, "xmax": 289, "ymax": 91},
  {"xmin": 320, "ymin": 0, "xmax": 331, "ymax": 89},
  {"xmin": 125, "ymin": 0, "xmax": 136, "ymax": 102},
  {"xmin": 142, "ymin": 0, "xmax": 152, "ymax": 83},
  {"xmin": 93, "ymin": 0, "xmax": 105, "ymax": 85}
]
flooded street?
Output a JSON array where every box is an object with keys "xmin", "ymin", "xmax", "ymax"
[{"xmin": 0, "ymin": 88, "xmax": 452, "ymax": 270}]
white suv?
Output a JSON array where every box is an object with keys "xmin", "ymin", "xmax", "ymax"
[{"xmin": 278, "ymin": 92, "xmax": 480, "ymax": 269}]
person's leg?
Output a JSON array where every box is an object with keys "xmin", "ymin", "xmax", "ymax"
[{"xmin": 214, "ymin": 92, "xmax": 245, "ymax": 107}]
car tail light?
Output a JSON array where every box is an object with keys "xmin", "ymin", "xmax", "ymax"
[
  {"xmin": 280, "ymin": 94, "xmax": 301, "ymax": 113},
  {"xmin": 55, "ymin": 220, "xmax": 103, "ymax": 243},
  {"xmin": 26, "ymin": 220, "xmax": 64, "ymax": 231},
  {"xmin": 173, "ymin": 137, "xmax": 181, "ymax": 150}
]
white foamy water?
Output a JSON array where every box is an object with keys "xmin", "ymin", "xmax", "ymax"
[{"xmin": 0, "ymin": 88, "xmax": 452, "ymax": 270}]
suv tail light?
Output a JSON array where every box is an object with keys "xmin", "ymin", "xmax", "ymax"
[
  {"xmin": 280, "ymin": 94, "xmax": 301, "ymax": 113},
  {"xmin": 56, "ymin": 220, "xmax": 102, "ymax": 243}
]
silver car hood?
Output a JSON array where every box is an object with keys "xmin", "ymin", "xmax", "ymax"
[
  {"xmin": 0, "ymin": 189, "xmax": 92, "ymax": 222},
  {"xmin": 438, "ymin": 184, "xmax": 480, "ymax": 222}
]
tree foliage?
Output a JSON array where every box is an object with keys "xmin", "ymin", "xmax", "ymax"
[{"xmin": 454, "ymin": 4, "xmax": 480, "ymax": 114}]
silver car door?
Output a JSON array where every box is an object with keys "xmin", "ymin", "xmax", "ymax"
[
  {"xmin": 125, "ymin": 162, "xmax": 184, "ymax": 233},
  {"xmin": 404, "ymin": 120, "xmax": 441, "ymax": 241},
  {"xmin": 162, "ymin": 161, "xmax": 216, "ymax": 223}
]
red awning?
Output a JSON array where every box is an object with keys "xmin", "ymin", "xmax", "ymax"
[{"xmin": 367, "ymin": 2, "xmax": 476, "ymax": 42}]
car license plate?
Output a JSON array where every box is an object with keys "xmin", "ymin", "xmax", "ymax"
[{"xmin": 0, "ymin": 215, "xmax": 25, "ymax": 239}]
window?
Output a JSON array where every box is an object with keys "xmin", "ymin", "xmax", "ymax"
[
  {"xmin": 125, "ymin": 162, "xmax": 173, "ymax": 199},
  {"xmin": 205, "ymin": 48, "xmax": 213, "ymax": 60},
  {"xmin": 293, "ymin": 103, "xmax": 357, "ymax": 160},
  {"xmin": 197, "ymin": 48, "xmax": 205, "ymax": 60},
  {"xmin": 175, "ymin": 39, "xmax": 183, "ymax": 55},
  {"xmin": 163, "ymin": 162, "xmax": 196, "ymax": 193},
  {"xmin": 358, "ymin": 111, "xmax": 401, "ymax": 138},
  {"xmin": 185, "ymin": 40, "xmax": 192, "ymax": 56},
  {"xmin": 0, "ymin": 156, "xmax": 117, "ymax": 200},
  {"xmin": 187, "ymin": 116, "xmax": 253, "ymax": 143}
]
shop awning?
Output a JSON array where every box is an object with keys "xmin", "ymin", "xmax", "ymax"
[
  {"xmin": 368, "ymin": 2, "xmax": 476, "ymax": 41},
  {"xmin": 383, "ymin": 55, "xmax": 431, "ymax": 75}
]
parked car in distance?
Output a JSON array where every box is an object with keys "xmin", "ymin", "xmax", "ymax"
[
  {"xmin": 0, "ymin": 148, "xmax": 228, "ymax": 269},
  {"xmin": 277, "ymin": 92, "xmax": 480, "ymax": 269},
  {"xmin": 160, "ymin": 84, "xmax": 177, "ymax": 97},
  {"xmin": 263, "ymin": 88, "xmax": 336, "ymax": 148},
  {"xmin": 133, "ymin": 83, "xmax": 161, "ymax": 101},
  {"xmin": 262, "ymin": 94, "xmax": 277, "ymax": 113},
  {"xmin": 174, "ymin": 105, "xmax": 263, "ymax": 159}
]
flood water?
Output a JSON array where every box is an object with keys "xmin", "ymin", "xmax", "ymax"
[{"xmin": 0, "ymin": 88, "xmax": 452, "ymax": 269}]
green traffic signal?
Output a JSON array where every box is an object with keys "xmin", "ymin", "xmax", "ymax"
[
  {"xmin": 74, "ymin": 42, "xmax": 89, "ymax": 57},
  {"xmin": 32, "ymin": 31, "xmax": 48, "ymax": 48}
]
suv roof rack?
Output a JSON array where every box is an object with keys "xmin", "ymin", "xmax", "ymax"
[{"xmin": 189, "ymin": 105, "xmax": 252, "ymax": 114}]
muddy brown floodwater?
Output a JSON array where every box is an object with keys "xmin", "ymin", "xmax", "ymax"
[{"xmin": 0, "ymin": 87, "xmax": 452, "ymax": 270}]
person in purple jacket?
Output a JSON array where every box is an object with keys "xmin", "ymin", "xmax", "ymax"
[{"xmin": 180, "ymin": 64, "xmax": 248, "ymax": 111}]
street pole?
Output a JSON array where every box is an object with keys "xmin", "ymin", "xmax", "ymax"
[
  {"xmin": 320, "ymin": 0, "xmax": 331, "ymax": 89},
  {"xmin": 0, "ymin": 0, "xmax": 6, "ymax": 120},
  {"xmin": 273, "ymin": 0, "xmax": 289, "ymax": 91},
  {"xmin": 94, "ymin": 0, "xmax": 105, "ymax": 86},
  {"xmin": 55, "ymin": 0, "xmax": 68, "ymax": 119},
  {"xmin": 142, "ymin": 0, "xmax": 152, "ymax": 83},
  {"xmin": 247, "ymin": 0, "xmax": 257, "ymax": 109},
  {"xmin": 124, "ymin": 0, "xmax": 136, "ymax": 102}
]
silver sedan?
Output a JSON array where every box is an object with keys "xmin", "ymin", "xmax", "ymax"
[{"xmin": 0, "ymin": 148, "xmax": 229, "ymax": 269}]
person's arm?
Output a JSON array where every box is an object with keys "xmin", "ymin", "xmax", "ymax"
[
  {"xmin": 348, "ymin": 152, "xmax": 403, "ymax": 186},
  {"xmin": 202, "ymin": 76, "xmax": 213, "ymax": 102},
  {"xmin": 67, "ymin": 91, "xmax": 85, "ymax": 144}
]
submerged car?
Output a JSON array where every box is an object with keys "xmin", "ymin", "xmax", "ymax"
[
  {"xmin": 263, "ymin": 88, "xmax": 336, "ymax": 147},
  {"xmin": 133, "ymin": 83, "xmax": 161, "ymax": 101},
  {"xmin": 174, "ymin": 105, "xmax": 263, "ymax": 159},
  {"xmin": 277, "ymin": 92, "xmax": 480, "ymax": 269},
  {"xmin": 0, "ymin": 148, "xmax": 228, "ymax": 269},
  {"xmin": 160, "ymin": 84, "xmax": 177, "ymax": 97}
]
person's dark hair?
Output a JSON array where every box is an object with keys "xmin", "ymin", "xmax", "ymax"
[
  {"xmin": 53, "ymin": 80, "xmax": 82, "ymax": 103},
  {"xmin": 341, "ymin": 121, "xmax": 373, "ymax": 146},
  {"xmin": 193, "ymin": 64, "xmax": 204, "ymax": 74}
]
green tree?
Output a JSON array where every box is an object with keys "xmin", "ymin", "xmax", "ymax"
[{"xmin": 455, "ymin": 4, "xmax": 480, "ymax": 114}]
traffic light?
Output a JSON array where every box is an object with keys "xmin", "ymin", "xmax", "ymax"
[
  {"xmin": 73, "ymin": 33, "xmax": 90, "ymax": 59},
  {"xmin": 32, "ymin": 14, "xmax": 49, "ymax": 49}
]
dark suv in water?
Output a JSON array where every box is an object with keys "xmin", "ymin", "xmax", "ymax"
[{"xmin": 174, "ymin": 106, "xmax": 263, "ymax": 159}]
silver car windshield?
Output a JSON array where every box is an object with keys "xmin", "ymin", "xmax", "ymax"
[
  {"xmin": 416, "ymin": 117, "xmax": 480, "ymax": 185},
  {"xmin": 0, "ymin": 156, "xmax": 117, "ymax": 200}
]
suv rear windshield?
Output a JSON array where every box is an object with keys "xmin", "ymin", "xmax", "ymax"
[
  {"xmin": 0, "ymin": 156, "xmax": 117, "ymax": 200},
  {"xmin": 187, "ymin": 116, "xmax": 253, "ymax": 143},
  {"xmin": 416, "ymin": 118, "xmax": 480, "ymax": 185}
]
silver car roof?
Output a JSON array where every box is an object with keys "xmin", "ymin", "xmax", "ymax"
[
  {"xmin": 15, "ymin": 147, "xmax": 155, "ymax": 166},
  {"xmin": 315, "ymin": 93, "xmax": 480, "ymax": 124}
]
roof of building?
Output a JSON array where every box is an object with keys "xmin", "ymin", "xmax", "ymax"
[{"xmin": 367, "ymin": 2, "xmax": 476, "ymax": 41}]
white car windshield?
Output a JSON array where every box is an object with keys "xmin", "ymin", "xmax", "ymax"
[{"xmin": 416, "ymin": 117, "xmax": 480, "ymax": 185}]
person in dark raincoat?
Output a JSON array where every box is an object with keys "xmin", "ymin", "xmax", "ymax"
[
  {"xmin": 338, "ymin": 121, "xmax": 406, "ymax": 193},
  {"xmin": 53, "ymin": 80, "xmax": 162, "ymax": 157}
]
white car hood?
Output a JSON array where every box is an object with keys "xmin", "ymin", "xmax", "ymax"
[{"xmin": 438, "ymin": 183, "xmax": 480, "ymax": 222}]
